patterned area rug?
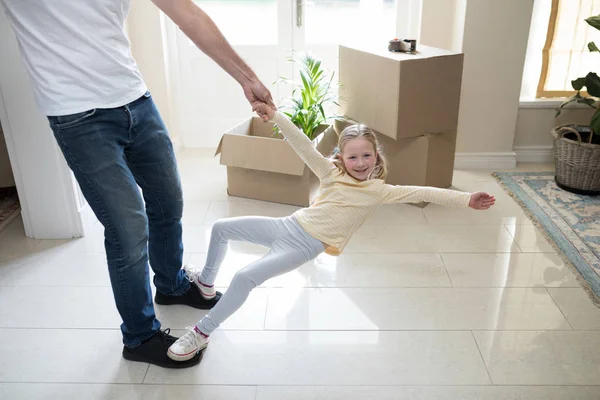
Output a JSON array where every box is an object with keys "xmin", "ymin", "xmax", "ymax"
[
  {"xmin": 493, "ymin": 172, "xmax": 600, "ymax": 306},
  {"xmin": 0, "ymin": 186, "xmax": 20, "ymax": 233}
]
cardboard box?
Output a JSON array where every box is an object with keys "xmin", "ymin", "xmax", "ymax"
[
  {"xmin": 334, "ymin": 119, "xmax": 456, "ymax": 189},
  {"xmin": 338, "ymin": 44, "xmax": 464, "ymax": 140},
  {"xmin": 215, "ymin": 117, "xmax": 338, "ymax": 207}
]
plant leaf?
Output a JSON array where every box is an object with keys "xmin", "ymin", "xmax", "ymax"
[
  {"xmin": 585, "ymin": 15, "xmax": 600, "ymax": 31},
  {"xmin": 313, "ymin": 69, "xmax": 324, "ymax": 83},
  {"xmin": 555, "ymin": 94, "xmax": 580, "ymax": 118},
  {"xmin": 299, "ymin": 70, "xmax": 310, "ymax": 93},
  {"xmin": 312, "ymin": 59, "xmax": 322, "ymax": 77},
  {"xmin": 277, "ymin": 50, "xmax": 340, "ymax": 139},
  {"xmin": 318, "ymin": 104, "xmax": 326, "ymax": 120},
  {"xmin": 577, "ymin": 97, "xmax": 597, "ymax": 108},
  {"xmin": 589, "ymin": 41, "xmax": 600, "ymax": 52},
  {"xmin": 585, "ymin": 72, "xmax": 600, "ymax": 97},
  {"xmin": 572, "ymin": 77, "xmax": 586, "ymax": 91}
]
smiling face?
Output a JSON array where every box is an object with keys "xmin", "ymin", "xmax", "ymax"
[{"xmin": 340, "ymin": 137, "xmax": 377, "ymax": 181}]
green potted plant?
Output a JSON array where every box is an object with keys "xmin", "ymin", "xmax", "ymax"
[
  {"xmin": 274, "ymin": 52, "xmax": 342, "ymax": 141},
  {"xmin": 553, "ymin": 14, "xmax": 600, "ymax": 195}
]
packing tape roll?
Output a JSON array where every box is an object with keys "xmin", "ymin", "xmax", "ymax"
[{"xmin": 388, "ymin": 38, "xmax": 417, "ymax": 53}]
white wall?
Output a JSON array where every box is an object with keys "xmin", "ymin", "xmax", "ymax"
[
  {"xmin": 456, "ymin": 0, "xmax": 535, "ymax": 155},
  {"xmin": 515, "ymin": 107, "xmax": 594, "ymax": 147},
  {"xmin": 420, "ymin": 0, "xmax": 535, "ymax": 168},
  {"xmin": 420, "ymin": 0, "xmax": 466, "ymax": 52},
  {"xmin": 512, "ymin": 106, "xmax": 593, "ymax": 162}
]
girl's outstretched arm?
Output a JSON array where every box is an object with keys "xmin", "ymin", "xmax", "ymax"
[
  {"xmin": 381, "ymin": 184, "xmax": 473, "ymax": 207},
  {"xmin": 253, "ymin": 103, "xmax": 334, "ymax": 180}
]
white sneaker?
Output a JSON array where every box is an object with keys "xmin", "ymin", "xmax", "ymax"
[
  {"xmin": 184, "ymin": 264, "xmax": 216, "ymax": 300},
  {"xmin": 167, "ymin": 327, "xmax": 209, "ymax": 361}
]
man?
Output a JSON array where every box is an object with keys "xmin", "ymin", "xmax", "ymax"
[{"xmin": 1, "ymin": 0, "xmax": 275, "ymax": 368}]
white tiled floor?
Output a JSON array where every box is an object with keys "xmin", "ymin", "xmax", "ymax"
[{"xmin": 1, "ymin": 151, "xmax": 599, "ymax": 399}]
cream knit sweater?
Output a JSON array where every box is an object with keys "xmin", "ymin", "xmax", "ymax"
[{"xmin": 271, "ymin": 111, "xmax": 472, "ymax": 255}]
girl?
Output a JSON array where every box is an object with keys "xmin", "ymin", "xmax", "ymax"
[{"xmin": 167, "ymin": 103, "xmax": 495, "ymax": 361}]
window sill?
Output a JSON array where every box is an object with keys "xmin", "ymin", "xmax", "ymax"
[{"xmin": 519, "ymin": 98, "xmax": 590, "ymax": 109}]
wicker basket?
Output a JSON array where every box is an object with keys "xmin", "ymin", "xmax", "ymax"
[{"xmin": 552, "ymin": 125, "xmax": 600, "ymax": 195}]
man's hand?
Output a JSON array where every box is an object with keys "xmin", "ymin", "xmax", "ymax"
[
  {"xmin": 243, "ymin": 79, "xmax": 276, "ymax": 110},
  {"xmin": 469, "ymin": 192, "xmax": 496, "ymax": 210}
]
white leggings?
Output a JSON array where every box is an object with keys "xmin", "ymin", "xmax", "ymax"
[{"xmin": 196, "ymin": 215, "xmax": 324, "ymax": 335}]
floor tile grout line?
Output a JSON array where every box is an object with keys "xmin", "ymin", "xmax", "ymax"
[
  {"xmin": 21, "ymin": 251, "xmax": 535, "ymax": 258},
  {"xmin": 420, "ymin": 207, "xmax": 429, "ymax": 225},
  {"xmin": 7, "ymin": 250, "xmax": 556, "ymax": 256},
  {"xmin": 141, "ymin": 364, "xmax": 150, "ymax": 384},
  {"xmin": 3, "ymin": 382, "xmax": 600, "ymax": 387},
  {"xmin": 438, "ymin": 254, "xmax": 455, "ymax": 288},
  {"xmin": 545, "ymin": 287, "xmax": 575, "ymax": 330},
  {"xmin": 0, "ymin": 327, "xmax": 597, "ymax": 332},
  {"xmin": 0, "ymin": 285, "xmax": 582, "ymax": 290},
  {"xmin": 183, "ymin": 251, "xmax": 554, "ymax": 255},
  {"xmin": 470, "ymin": 330, "xmax": 494, "ymax": 385},
  {"xmin": 198, "ymin": 201, "xmax": 214, "ymax": 226},
  {"xmin": 502, "ymin": 224, "xmax": 525, "ymax": 253},
  {"xmin": 262, "ymin": 289, "xmax": 270, "ymax": 330}
]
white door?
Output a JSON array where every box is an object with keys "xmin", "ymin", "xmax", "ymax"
[{"xmin": 173, "ymin": 0, "xmax": 404, "ymax": 148}]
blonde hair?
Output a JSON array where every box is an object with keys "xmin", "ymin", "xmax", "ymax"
[{"xmin": 331, "ymin": 124, "xmax": 387, "ymax": 180}]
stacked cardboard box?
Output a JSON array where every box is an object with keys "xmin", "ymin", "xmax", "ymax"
[{"xmin": 336, "ymin": 43, "xmax": 464, "ymax": 188}]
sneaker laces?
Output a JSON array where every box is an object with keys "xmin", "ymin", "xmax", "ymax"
[
  {"xmin": 160, "ymin": 328, "xmax": 171, "ymax": 336},
  {"xmin": 159, "ymin": 328, "xmax": 177, "ymax": 343},
  {"xmin": 184, "ymin": 265, "xmax": 202, "ymax": 284},
  {"xmin": 177, "ymin": 327, "xmax": 203, "ymax": 350}
]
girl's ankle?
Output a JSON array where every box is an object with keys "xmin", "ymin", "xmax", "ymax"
[
  {"xmin": 197, "ymin": 278, "xmax": 214, "ymax": 288},
  {"xmin": 193, "ymin": 326, "xmax": 209, "ymax": 338}
]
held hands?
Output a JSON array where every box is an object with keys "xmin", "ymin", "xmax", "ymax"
[
  {"xmin": 469, "ymin": 192, "xmax": 496, "ymax": 210},
  {"xmin": 243, "ymin": 78, "xmax": 276, "ymax": 111},
  {"xmin": 252, "ymin": 101, "xmax": 276, "ymax": 122}
]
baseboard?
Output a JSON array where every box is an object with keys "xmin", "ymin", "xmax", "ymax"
[
  {"xmin": 514, "ymin": 145, "xmax": 553, "ymax": 163},
  {"xmin": 171, "ymin": 135, "xmax": 183, "ymax": 151},
  {"xmin": 454, "ymin": 152, "xmax": 517, "ymax": 170}
]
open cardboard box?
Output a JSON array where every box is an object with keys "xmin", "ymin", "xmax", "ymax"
[
  {"xmin": 215, "ymin": 117, "xmax": 337, "ymax": 207},
  {"xmin": 338, "ymin": 43, "xmax": 464, "ymax": 140}
]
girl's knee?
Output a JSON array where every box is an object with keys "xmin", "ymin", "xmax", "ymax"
[
  {"xmin": 211, "ymin": 218, "xmax": 235, "ymax": 241},
  {"xmin": 231, "ymin": 269, "xmax": 258, "ymax": 291},
  {"xmin": 211, "ymin": 219, "xmax": 228, "ymax": 235}
]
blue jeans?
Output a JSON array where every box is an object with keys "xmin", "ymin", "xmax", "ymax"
[{"xmin": 48, "ymin": 92, "xmax": 190, "ymax": 348}]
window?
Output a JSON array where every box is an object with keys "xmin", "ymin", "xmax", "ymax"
[{"xmin": 537, "ymin": 0, "xmax": 600, "ymax": 98}]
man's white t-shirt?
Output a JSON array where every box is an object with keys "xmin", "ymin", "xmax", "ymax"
[{"xmin": 1, "ymin": 0, "xmax": 147, "ymax": 116}]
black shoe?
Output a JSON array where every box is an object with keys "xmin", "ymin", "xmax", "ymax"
[
  {"xmin": 154, "ymin": 285, "xmax": 222, "ymax": 309},
  {"xmin": 122, "ymin": 328, "xmax": 203, "ymax": 369}
]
